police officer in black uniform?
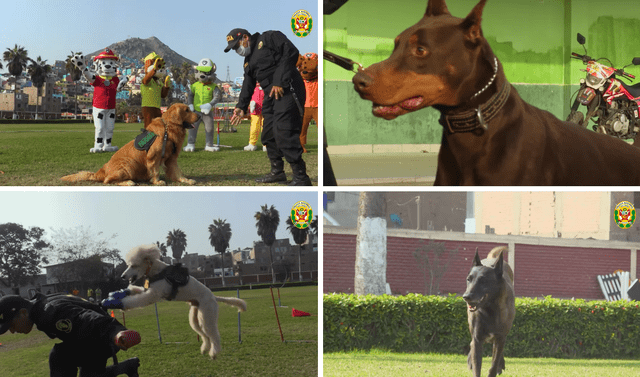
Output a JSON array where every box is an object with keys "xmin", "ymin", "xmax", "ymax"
[
  {"xmin": 0, "ymin": 293, "xmax": 141, "ymax": 377},
  {"xmin": 225, "ymin": 28, "xmax": 312, "ymax": 186}
]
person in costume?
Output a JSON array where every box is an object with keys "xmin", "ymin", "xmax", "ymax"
[
  {"xmin": 184, "ymin": 58, "xmax": 222, "ymax": 152},
  {"xmin": 0, "ymin": 294, "xmax": 141, "ymax": 377},
  {"xmin": 297, "ymin": 52, "xmax": 318, "ymax": 153},
  {"xmin": 244, "ymin": 83, "xmax": 265, "ymax": 151},
  {"xmin": 225, "ymin": 28, "xmax": 312, "ymax": 186},
  {"xmin": 71, "ymin": 49, "xmax": 129, "ymax": 153},
  {"xmin": 140, "ymin": 52, "xmax": 171, "ymax": 128}
]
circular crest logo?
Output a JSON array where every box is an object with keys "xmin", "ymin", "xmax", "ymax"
[
  {"xmin": 291, "ymin": 10, "xmax": 313, "ymax": 37},
  {"xmin": 614, "ymin": 201, "xmax": 636, "ymax": 229},
  {"xmin": 56, "ymin": 319, "xmax": 73, "ymax": 333},
  {"xmin": 291, "ymin": 201, "xmax": 313, "ymax": 229}
]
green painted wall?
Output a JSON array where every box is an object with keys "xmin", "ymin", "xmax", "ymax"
[{"xmin": 324, "ymin": 0, "xmax": 640, "ymax": 146}]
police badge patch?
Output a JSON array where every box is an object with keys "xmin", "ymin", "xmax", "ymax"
[{"xmin": 56, "ymin": 319, "xmax": 73, "ymax": 333}]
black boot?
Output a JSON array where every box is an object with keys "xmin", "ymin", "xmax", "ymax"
[
  {"xmin": 288, "ymin": 159, "xmax": 312, "ymax": 186},
  {"xmin": 116, "ymin": 357, "xmax": 140, "ymax": 377},
  {"xmin": 255, "ymin": 159, "xmax": 287, "ymax": 183}
]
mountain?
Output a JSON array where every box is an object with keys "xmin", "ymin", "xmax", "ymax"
[{"xmin": 88, "ymin": 36, "xmax": 197, "ymax": 68}]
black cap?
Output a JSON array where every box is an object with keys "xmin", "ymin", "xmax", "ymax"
[
  {"xmin": 224, "ymin": 28, "xmax": 250, "ymax": 53},
  {"xmin": 0, "ymin": 295, "xmax": 30, "ymax": 335}
]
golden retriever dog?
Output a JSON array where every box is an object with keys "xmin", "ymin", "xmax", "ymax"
[
  {"xmin": 102, "ymin": 245, "xmax": 247, "ymax": 360},
  {"xmin": 62, "ymin": 103, "xmax": 198, "ymax": 186}
]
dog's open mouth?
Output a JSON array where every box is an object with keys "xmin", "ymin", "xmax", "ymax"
[
  {"xmin": 372, "ymin": 96, "xmax": 424, "ymax": 119},
  {"xmin": 465, "ymin": 294, "xmax": 487, "ymax": 312},
  {"xmin": 182, "ymin": 121, "xmax": 195, "ymax": 129}
]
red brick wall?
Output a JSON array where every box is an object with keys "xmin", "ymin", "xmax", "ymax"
[{"xmin": 324, "ymin": 233, "xmax": 636, "ymax": 300}]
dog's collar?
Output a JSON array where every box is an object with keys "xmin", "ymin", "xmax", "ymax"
[
  {"xmin": 439, "ymin": 79, "xmax": 511, "ymax": 135},
  {"xmin": 144, "ymin": 264, "xmax": 190, "ymax": 301},
  {"xmin": 159, "ymin": 119, "xmax": 170, "ymax": 158},
  {"xmin": 470, "ymin": 56, "xmax": 499, "ymax": 101}
]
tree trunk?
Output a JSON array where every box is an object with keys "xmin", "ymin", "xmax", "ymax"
[
  {"xmin": 298, "ymin": 244, "xmax": 303, "ymax": 282},
  {"xmin": 221, "ymin": 252, "xmax": 226, "ymax": 287},
  {"xmin": 355, "ymin": 192, "xmax": 387, "ymax": 295},
  {"xmin": 269, "ymin": 245, "xmax": 276, "ymax": 284}
]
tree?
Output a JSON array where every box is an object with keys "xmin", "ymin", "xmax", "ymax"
[
  {"xmin": 65, "ymin": 51, "xmax": 83, "ymax": 119},
  {"xmin": 413, "ymin": 240, "xmax": 460, "ymax": 295},
  {"xmin": 46, "ymin": 226, "xmax": 120, "ymax": 292},
  {"xmin": 3, "ymin": 44, "xmax": 29, "ymax": 119},
  {"xmin": 355, "ymin": 192, "xmax": 387, "ymax": 295},
  {"xmin": 167, "ymin": 229, "xmax": 187, "ymax": 262},
  {"xmin": 208, "ymin": 219, "xmax": 232, "ymax": 287},
  {"xmin": 155, "ymin": 241, "xmax": 168, "ymax": 257},
  {"xmin": 0, "ymin": 223, "xmax": 49, "ymax": 291},
  {"xmin": 310, "ymin": 215, "xmax": 318, "ymax": 236},
  {"xmin": 27, "ymin": 56, "xmax": 52, "ymax": 119},
  {"xmin": 286, "ymin": 217, "xmax": 308, "ymax": 282},
  {"xmin": 255, "ymin": 204, "xmax": 280, "ymax": 284}
]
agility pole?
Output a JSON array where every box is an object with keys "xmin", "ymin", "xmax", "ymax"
[
  {"xmin": 238, "ymin": 289, "xmax": 242, "ymax": 344},
  {"xmin": 270, "ymin": 287, "xmax": 285, "ymax": 342},
  {"xmin": 154, "ymin": 303, "xmax": 162, "ymax": 344}
]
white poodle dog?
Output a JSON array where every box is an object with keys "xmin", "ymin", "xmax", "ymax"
[{"xmin": 102, "ymin": 244, "xmax": 247, "ymax": 359}]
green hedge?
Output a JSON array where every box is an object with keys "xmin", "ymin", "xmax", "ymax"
[{"xmin": 323, "ymin": 293, "xmax": 640, "ymax": 359}]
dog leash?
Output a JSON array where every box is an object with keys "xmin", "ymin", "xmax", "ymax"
[
  {"xmin": 324, "ymin": 50, "xmax": 363, "ymax": 72},
  {"xmin": 159, "ymin": 119, "xmax": 169, "ymax": 158}
]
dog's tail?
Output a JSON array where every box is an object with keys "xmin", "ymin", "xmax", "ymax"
[
  {"xmin": 61, "ymin": 171, "xmax": 101, "ymax": 182},
  {"xmin": 487, "ymin": 246, "xmax": 508, "ymax": 259},
  {"xmin": 215, "ymin": 296, "xmax": 247, "ymax": 312}
]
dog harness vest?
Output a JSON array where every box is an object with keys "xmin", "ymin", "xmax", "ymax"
[
  {"xmin": 134, "ymin": 129, "xmax": 157, "ymax": 152},
  {"xmin": 146, "ymin": 264, "xmax": 190, "ymax": 301}
]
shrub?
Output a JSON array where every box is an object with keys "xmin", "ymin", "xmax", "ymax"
[{"xmin": 323, "ymin": 293, "xmax": 640, "ymax": 359}]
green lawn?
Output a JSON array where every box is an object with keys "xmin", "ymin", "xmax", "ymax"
[
  {"xmin": 0, "ymin": 120, "xmax": 318, "ymax": 186},
  {"xmin": 323, "ymin": 350, "xmax": 640, "ymax": 376},
  {"xmin": 0, "ymin": 286, "xmax": 318, "ymax": 377}
]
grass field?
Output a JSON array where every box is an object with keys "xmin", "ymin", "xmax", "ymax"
[
  {"xmin": 323, "ymin": 350, "xmax": 640, "ymax": 376},
  {"xmin": 0, "ymin": 286, "xmax": 318, "ymax": 377},
  {"xmin": 0, "ymin": 120, "xmax": 318, "ymax": 186}
]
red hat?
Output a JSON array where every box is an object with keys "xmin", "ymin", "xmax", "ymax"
[{"xmin": 93, "ymin": 49, "xmax": 119, "ymax": 61}]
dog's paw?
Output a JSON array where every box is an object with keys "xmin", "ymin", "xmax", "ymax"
[
  {"xmin": 151, "ymin": 180, "xmax": 167, "ymax": 186},
  {"xmin": 179, "ymin": 178, "xmax": 196, "ymax": 185}
]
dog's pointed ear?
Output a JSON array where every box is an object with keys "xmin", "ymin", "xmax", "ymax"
[
  {"xmin": 494, "ymin": 250, "xmax": 504, "ymax": 279},
  {"xmin": 473, "ymin": 247, "xmax": 482, "ymax": 267},
  {"xmin": 461, "ymin": 0, "xmax": 487, "ymax": 44},
  {"xmin": 425, "ymin": 0, "xmax": 451, "ymax": 17}
]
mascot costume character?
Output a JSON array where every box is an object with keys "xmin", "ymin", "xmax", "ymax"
[
  {"xmin": 184, "ymin": 58, "xmax": 222, "ymax": 152},
  {"xmin": 141, "ymin": 52, "xmax": 171, "ymax": 127},
  {"xmin": 245, "ymin": 83, "xmax": 265, "ymax": 151},
  {"xmin": 72, "ymin": 49, "xmax": 129, "ymax": 153},
  {"xmin": 297, "ymin": 52, "xmax": 318, "ymax": 153}
]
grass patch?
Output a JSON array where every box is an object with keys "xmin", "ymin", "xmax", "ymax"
[
  {"xmin": 0, "ymin": 121, "xmax": 318, "ymax": 186},
  {"xmin": 0, "ymin": 286, "xmax": 318, "ymax": 376},
  {"xmin": 323, "ymin": 350, "xmax": 640, "ymax": 376}
]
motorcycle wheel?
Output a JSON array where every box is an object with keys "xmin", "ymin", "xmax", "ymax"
[{"xmin": 566, "ymin": 110, "xmax": 584, "ymax": 127}]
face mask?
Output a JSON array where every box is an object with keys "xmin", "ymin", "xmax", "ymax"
[{"xmin": 236, "ymin": 41, "xmax": 251, "ymax": 57}]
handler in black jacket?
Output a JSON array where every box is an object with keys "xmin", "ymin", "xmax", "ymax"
[
  {"xmin": 0, "ymin": 293, "xmax": 141, "ymax": 377},
  {"xmin": 225, "ymin": 28, "xmax": 312, "ymax": 186}
]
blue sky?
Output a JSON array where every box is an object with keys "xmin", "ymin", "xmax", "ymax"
[
  {"xmin": 0, "ymin": 190, "xmax": 319, "ymax": 263},
  {"xmin": 0, "ymin": 0, "xmax": 319, "ymax": 80}
]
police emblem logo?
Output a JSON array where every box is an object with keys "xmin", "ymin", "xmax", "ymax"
[
  {"xmin": 244, "ymin": 63, "xmax": 249, "ymax": 68},
  {"xmin": 614, "ymin": 201, "xmax": 636, "ymax": 229},
  {"xmin": 291, "ymin": 201, "xmax": 313, "ymax": 229},
  {"xmin": 291, "ymin": 10, "xmax": 313, "ymax": 38},
  {"xmin": 56, "ymin": 319, "xmax": 73, "ymax": 333},
  {"xmin": 226, "ymin": 35, "xmax": 234, "ymax": 42},
  {"xmin": 258, "ymin": 41, "xmax": 263, "ymax": 50}
]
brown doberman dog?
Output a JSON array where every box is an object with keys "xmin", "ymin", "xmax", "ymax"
[{"xmin": 353, "ymin": 0, "xmax": 640, "ymax": 185}]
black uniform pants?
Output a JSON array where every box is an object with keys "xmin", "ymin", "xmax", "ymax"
[
  {"xmin": 261, "ymin": 74, "xmax": 306, "ymax": 164},
  {"xmin": 49, "ymin": 341, "xmax": 118, "ymax": 377}
]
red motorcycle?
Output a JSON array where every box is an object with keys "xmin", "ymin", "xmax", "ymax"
[{"xmin": 567, "ymin": 33, "xmax": 640, "ymax": 140}]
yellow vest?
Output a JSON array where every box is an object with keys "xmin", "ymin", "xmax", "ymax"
[{"xmin": 141, "ymin": 79, "xmax": 162, "ymax": 108}]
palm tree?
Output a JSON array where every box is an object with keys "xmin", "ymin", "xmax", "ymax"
[
  {"xmin": 255, "ymin": 204, "xmax": 280, "ymax": 284},
  {"xmin": 166, "ymin": 229, "xmax": 187, "ymax": 262},
  {"xmin": 208, "ymin": 219, "xmax": 232, "ymax": 287},
  {"xmin": 27, "ymin": 56, "xmax": 51, "ymax": 119},
  {"xmin": 286, "ymin": 217, "xmax": 308, "ymax": 282},
  {"xmin": 155, "ymin": 241, "xmax": 168, "ymax": 257},
  {"xmin": 310, "ymin": 215, "xmax": 318, "ymax": 236},
  {"xmin": 65, "ymin": 51, "xmax": 83, "ymax": 119},
  {"xmin": 3, "ymin": 44, "xmax": 29, "ymax": 118}
]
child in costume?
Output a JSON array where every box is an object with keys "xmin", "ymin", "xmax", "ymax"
[
  {"xmin": 140, "ymin": 52, "xmax": 171, "ymax": 127},
  {"xmin": 71, "ymin": 49, "xmax": 129, "ymax": 153},
  {"xmin": 297, "ymin": 52, "xmax": 318, "ymax": 153},
  {"xmin": 184, "ymin": 58, "xmax": 222, "ymax": 152},
  {"xmin": 244, "ymin": 83, "xmax": 265, "ymax": 151}
]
